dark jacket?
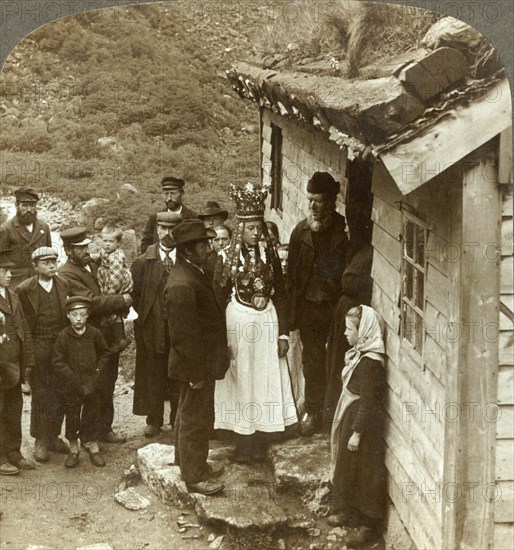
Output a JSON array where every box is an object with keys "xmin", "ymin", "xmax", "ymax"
[
  {"xmin": 15, "ymin": 275, "xmax": 69, "ymax": 338},
  {"xmin": 286, "ymin": 213, "xmax": 348, "ymax": 326},
  {"xmin": 140, "ymin": 206, "xmax": 198, "ymax": 253},
  {"xmin": 130, "ymin": 243, "xmax": 170, "ymax": 414},
  {"xmin": 0, "ymin": 217, "xmax": 52, "ymax": 289},
  {"xmin": 58, "ymin": 260, "xmax": 127, "ymax": 326},
  {"xmin": 0, "ymin": 288, "xmax": 35, "ymax": 389},
  {"xmin": 164, "ymin": 258, "xmax": 228, "ymax": 384},
  {"xmin": 52, "ymin": 324, "xmax": 110, "ymax": 397}
]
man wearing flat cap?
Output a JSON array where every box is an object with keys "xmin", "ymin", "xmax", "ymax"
[
  {"xmin": 59, "ymin": 227, "xmax": 133, "ymax": 444},
  {"xmin": 164, "ymin": 219, "xmax": 229, "ymax": 496},
  {"xmin": 140, "ymin": 177, "xmax": 198, "ymax": 254},
  {"xmin": 131, "ymin": 212, "xmax": 182, "ymax": 438},
  {"xmin": 0, "ymin": 187, "xmax": 52, "ymax": 290},
  {"xmin": 0, "ymin": 247, "xmax": 36, "ymax": 475},
  {"xmin": 287, "ymin": 172, "xmax": 348, "ymax": 436},
  {"xmin": 16, "ymin": 247, "xmax": 71, "ymax": 462}
]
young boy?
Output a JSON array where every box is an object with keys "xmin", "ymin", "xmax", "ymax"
[
  {"xmin": 52, "ymin": 296, "xmax": 111, "ymax": 468},
  {"xmin": 96, "ymin": 223, "xmax": 133, "ymax": 352},
  {"xmin": 16, "ymin": 247, "xmax": 70, "ymax": 462},
  {"xmin": 0, "ymin": 248, "xmax": 36, "ymax": 475}
]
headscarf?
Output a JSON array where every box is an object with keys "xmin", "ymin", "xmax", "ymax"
[{"xmin": 343, "ymin": 305, "xmax": 385, "ymax": 377}]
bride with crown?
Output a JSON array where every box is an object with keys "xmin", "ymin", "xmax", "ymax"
[{"xmin": 213, "ymin": 182, "xmax": 298, "ymax": 462}]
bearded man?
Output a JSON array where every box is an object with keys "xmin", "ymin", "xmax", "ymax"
[
  {"xmin": 286, "ymin": 172, "xmax": 348, "ymax": 436},
  {"xmin": 0, "ymin": 187, "xmax": 52, "ymax": 290},
  {"xmin": 140, "ymin": 177, "xmax": 197, "ymax": 253}
]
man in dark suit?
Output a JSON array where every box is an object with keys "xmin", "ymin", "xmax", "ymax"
[
  {"xmin": 131, "ymin": 211, "xmax": 182, "ymax": 437},
  {"xmin": 165, "ymin": 219, "xmax": 228, "ymax": 496},
  {"xmin": 16, "ymin": 247, "xmax": 70, "ymax": 462},
  {"xmin": 0, "ymin": 187, "xmax": 52, "ymax": 290},
  {"xmin": 58, "ymin": 227, "xmax": 132, "ymax": 444},
  {"xmin": 0, "ymin": 248, "xmax": 36, "ymax": 475},
  {"xmin": 140, "ymin": 176, "xmax": 198, "ymax": 253},
  {"xmin": 287, "ymin": 172, "xmax": 348, "ymax": 436}
]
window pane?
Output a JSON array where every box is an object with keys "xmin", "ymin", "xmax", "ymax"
[
  {"xmin": 403, "ymin": 304, "xmax": 415, "ymax": 346},
  {"xmin": 415, "ymin": 312, "xmax": 423, "ymax": 351},
  {"xmin": 405, "ymin": 221, "xmax": 414, "ymax": 259},
  {"xmin": 415, "ymin": 268, "xmax": 424, "ymax": 310},
  {"xmin": 416, "ymin": 225, "xmax": 425, "ymax": 264},
  {"xmin": 404, "ymin": 262, "xmax": 413, "ymax": 300}
]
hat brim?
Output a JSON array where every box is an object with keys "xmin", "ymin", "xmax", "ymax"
[
  {"xmin": 0, "ymin": 261, "xmax": 16, "ymax": 268},
  {"xmin": 68, "ymin": 238, "xmax": 92, "ymax": 246},
  {"xmin": 171, "ymin": 229, "xmax": 217, "ymax": 248},
  {"xmin": 33, "ymin": 255, "xmax": 58, "ymax": 261},
  {"xmin": 198, "ymin": 210, "xmax": 229, "ymax": 220}
]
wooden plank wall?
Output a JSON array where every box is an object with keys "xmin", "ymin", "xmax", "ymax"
[
  {"xmin": 371, "ymin": 160, "xmax": 462, "ymax": 549},
  {"xmin": 494, "ymin": 127, "xmax": 514, "ymax": 549},
  {"xmin": 260, "ymin": 108, "xmax": 347, "ymax": 241}
]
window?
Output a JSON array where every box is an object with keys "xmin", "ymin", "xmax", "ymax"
[
  {"xmin": 270, "ymin": 123, "xmax": 283, "ymax": 210},
  {"xmin": 401, "ymin": 212, "xmax": 427, "ymax": 354}
]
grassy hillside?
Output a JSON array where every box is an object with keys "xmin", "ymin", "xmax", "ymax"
[{"xmin": 0, "ymin": 2, "xmax": 262, "ymax": 232}]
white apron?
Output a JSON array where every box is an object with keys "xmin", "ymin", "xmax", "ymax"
[{"xmin": 214, "ymin": 296, "xmax": 298, "ymax": 435}]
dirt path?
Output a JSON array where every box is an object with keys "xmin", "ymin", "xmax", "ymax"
[{"xmin": 0, "ymin": 375, "xmax": 218, "ymax": 550}]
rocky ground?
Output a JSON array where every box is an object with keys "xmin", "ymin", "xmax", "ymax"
[{"xmin": 0, "ymin": 372, "xmax": 385, "ymax": 550}]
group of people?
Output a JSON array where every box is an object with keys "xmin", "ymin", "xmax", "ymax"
[{"xmin": 0, "ymin": 172, "xmax": 387, "ymax": 547}]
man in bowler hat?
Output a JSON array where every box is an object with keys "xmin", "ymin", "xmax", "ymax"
[
  {"xmin": 287, "ymin": 172, "xmax": 348, "ymax": 436},
  {"xmin": 140, "ymin": 177, "xmax": 198, "ymax": 253},
  {"xmin": 0, "ymin": 187, "xmax": 52, "ymax": 290},
  {"xmin": 164, "ymin": 219, "xmax": 229, "ymax": 495},
  {"xmin": 131, "ymin": 212, "xmax": 182, "ymax": 437},
  {"xmin": 59, "ymin": 227, "xmax": 132, "ymax": 444}
]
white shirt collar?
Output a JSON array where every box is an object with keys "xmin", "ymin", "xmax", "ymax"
[
  {"xmin": 38, "ymin": 278, "xmax": 54, "ymax": 292},
  {"xmin": 25, "ymin": 223, "xmax": 34, "ymax": 233},
  {"xmin": 167, "ymin": 205, "xmax": 183, "ymax": 214},
  {"xmin": 0, "ymin": 287, "xmax": 5, "ymax": 299},
  {"xmin": 159, "ymin": 246, "xmax": 176, "ymax": 263}
]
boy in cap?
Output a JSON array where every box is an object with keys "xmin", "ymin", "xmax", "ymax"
[
  {"xmin": 0, "ymin": 187, "xmax": 52, "ymax": 289},
  {"xmin": 131, "ymin": 212, "xmax": 182, "ymax": 437},
  {"xmin": 52, "ymin": 296, "xmax": 110, "ymax": 468},
  {"xmin": 140, "ymin": 176, "xmax": 198, "ymax": 253},
  {"xmin": 16, "ymin": 247, "xmax": 70, "ymax": 462},
  {"xmin": 59, "ymin": 226, "xmax": 132, "ymax": 444},
  {"xmin": 0, "ymin": 248, "xmax": 36, "ymax": 475}
]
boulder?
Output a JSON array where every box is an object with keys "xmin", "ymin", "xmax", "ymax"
[
  {"xmin": 422, "ymin": 16, "xmax": 483, "ymax": 57},
  {"xmin": 120, "ymin": 183, "xmax": 139, "ymax": 195},
  {"xmin": 269, "ymin": 435, "xmax": 330, "ymax": 492}
]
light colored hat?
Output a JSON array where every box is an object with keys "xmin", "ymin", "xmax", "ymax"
[{"xmin": 32, "ymin": 246, "xmax": 58, "ymax": 262}]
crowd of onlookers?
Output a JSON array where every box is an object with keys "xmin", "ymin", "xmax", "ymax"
[{"xmin": 0, "ymin": 174, "xmax": 386, "ymax": 547}]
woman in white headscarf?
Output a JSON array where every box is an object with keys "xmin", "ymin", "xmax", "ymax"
[{"xmin": 328, "ymin": 305, "xmax": 387, "ymax": 547}]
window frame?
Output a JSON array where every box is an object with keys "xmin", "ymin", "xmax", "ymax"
[{"xmin": 270, "ymin": 122, "xmax": 283, "ymax": 211}]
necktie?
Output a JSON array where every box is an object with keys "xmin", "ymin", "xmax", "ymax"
[{"xmin": 163, "ymin": 250, "xmax": 173, "ymax": 272}]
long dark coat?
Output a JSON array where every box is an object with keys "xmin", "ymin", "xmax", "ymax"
[
  {"xmin": 0, "ymin": 217, "xmax": 52, "ymax": 289},
  {"xmin": 0, "ymin": 289, "xmax": 35, "ymax": 389},
  {"xmin": 286, "ymin": 213, "xmax": 348, "ymax": 327},
  {"xmin": 130, "ymin": 243, "xmax": 169, "ymax": 415},
  {"xmin": 331, "ymin": 356, "xmax": 387, "ymax": 520},
  {"xmin": 140, "ymin": 205, "xmax": 198, "ymax": 254},
  {"xmin": 164, "ymin": 258, "xmax": 228, "ymax": 384},
  {"xmin": 58, "ymin": 260, "xmax": 127, "ymax": 327},
  {"xmin": 323, "ymin": 244, "xmax": 373, "ymax": 425}
]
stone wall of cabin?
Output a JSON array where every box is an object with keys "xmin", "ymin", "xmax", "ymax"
[{"xmin": 260, "ymin": 108, "xmax": 347, "ymax": 241}]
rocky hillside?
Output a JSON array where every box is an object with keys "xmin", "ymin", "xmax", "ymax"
[{"xmin": 0, "ymin": 2, "xmax": 267, "ymax": 232}]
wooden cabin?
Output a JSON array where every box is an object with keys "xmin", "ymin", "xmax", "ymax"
[{"xmin": 227, "ymin": 16, "xmax": 513, "ymax": 550}]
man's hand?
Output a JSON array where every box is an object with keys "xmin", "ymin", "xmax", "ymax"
[
  {"xmin": 278, "ymin": 339, "xmax": 289, "ymax": 358},
  {"xmin": 347, "ymin": 431, "xmax": 361, "ymax": 452},
  {"xmin": 123, "ymin": 293, "xmax": 133, "ymax": 307},
  {"xmin": 189, "ymin": 380, "xmax": 206, "ymax": 390}
]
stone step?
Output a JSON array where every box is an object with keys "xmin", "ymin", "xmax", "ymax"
[{"xmin": 138, "ymin": 443, "xmax": 288, "ymax": 530}]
